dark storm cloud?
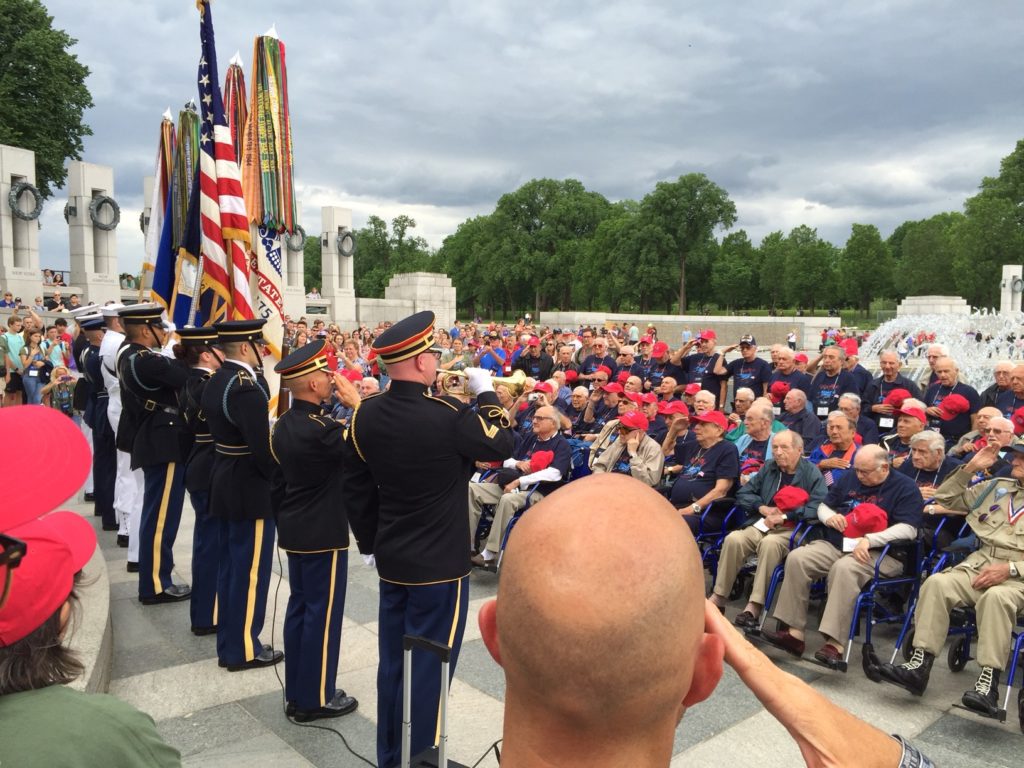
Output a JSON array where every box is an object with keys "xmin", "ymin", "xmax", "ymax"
[{"xmin": 31, "ymin": 0, "xmax": 1024, "ymax": 271}]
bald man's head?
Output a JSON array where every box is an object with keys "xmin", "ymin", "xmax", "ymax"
[{"xmin": 479, "ymin": 475, "xmax": 721, "ymax": 747}]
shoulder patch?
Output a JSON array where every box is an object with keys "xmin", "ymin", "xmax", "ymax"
[{"xmin": 236, "ymin": 370, "xmax": 255, "ymax": 387}]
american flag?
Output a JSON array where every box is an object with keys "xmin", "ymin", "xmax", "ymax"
[{"xmin": 195, "ymin": 0, "xmax": 253, "ymax": 321}]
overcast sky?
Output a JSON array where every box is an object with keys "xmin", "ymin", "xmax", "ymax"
[{"xmin": 32, "ymin": 0, "xmax": 1024, "ymax": 275}]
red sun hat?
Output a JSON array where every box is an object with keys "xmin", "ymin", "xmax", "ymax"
[
  {"xmin": 690, "ymin": 410, "xmax": 728, "ymax": 430},
  {"xmin": 618, "ymin": 411, "xmax": 649, "ymax": 431},
  {"xmin": 882, "ymin": 388, "xmax": 912, "ymax": 408},
  {"xmin": 895, "ymin": 406, "xmax": 927, "ymax": 425},
  {"xmin": 0, "ymin": 511, "xmax": 97, "ymax": 647},
  {"xmin": 0, "ymin": 406, "xmax": 92, "ymax": 531},
  {"xmin": 769, "ymin": 381, "xmax": 791, "ymax": 403},
  {"xmin": 844, "ymin": 503, "xmax": 889, "ymax": 538},
  {"xmin": 937, "ymin": 393, "xmax": 971, "ymax": 420},
  {"xmin": 773, "ymin": 485, "xmax": 810, "ymax": 512}
]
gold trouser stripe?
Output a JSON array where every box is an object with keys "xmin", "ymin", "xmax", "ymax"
[
  {"xmin": 243, "ymin": 519, "xmax": 265, "ymax": 662},
  {"xmin": 435, "ymin": 578, "xmax": 463, "ymax": 745},
  {"xmin": 320, "ymin": 550, "xmax": 339, "ymax": 707},
  {"xmin": 152, "ymin": 463, "xmax": 175, "ymax": 595},
  {"xmin": 212, "ymin": 594, "xmax": 218, "ymax": 627}
]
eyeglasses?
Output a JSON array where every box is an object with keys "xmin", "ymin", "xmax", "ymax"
[
  {"xmin": 0, "ymin": 533, "xmax": 27, "ymax": 610},
  {"xmin": 593, "ymin": 378, "xmax": 608, "ymax": 384}
]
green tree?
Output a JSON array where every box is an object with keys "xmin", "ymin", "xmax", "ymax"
[
  {"xmin": 782, "ymin": 225, "xmax": 836, "ymax": 311},
  {"xmin": 639, "ymin": 174, "xmax": 736, "ymax": 312},
  {"xmin": 952, "ymin": 195, "xmax": 1024, "ymax": 307},
  {"xmin": 894, "ymin": 213, "xmax": 963, "ymax": 297},
  {"xmin": 303, "ymin": 235, "xmax": 321, "ymax": 294},
  {"xmin": 886, "ymin": 219, "xmax": 916, "ymax": 264},
  {"xmin": 711, "ymin": 230, "xmax": 760, "ymax": 310},
  {"xmin": 757, "ymin": 231, "xmax": 787, "ymax": 311},
  {"xmin": 0, "ymin": 0, "xmax": 92, "ymax": 196},
  {"xmin": 352, "ymin": 215, "xmax": 434, "ymax": 298},
  {"xmin": 837, "ymin": 223, "xmax": 893, "ymax": 312}
]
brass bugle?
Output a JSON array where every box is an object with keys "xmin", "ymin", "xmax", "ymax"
[{"xmin": 440, "ymin": 369, "xmax": 528, "ymax": 397}]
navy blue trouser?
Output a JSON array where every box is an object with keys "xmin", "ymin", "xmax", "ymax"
[
  {"xmin": 188, "ymin": 489, "xmax": 219, "ymax": 629},
  {"xmin": 138, "ymin": 462, "xmax": 185, "ymax": 599},
  {"xmin": 91, "ymin": 400, "xmax": 116, "ymax": 528},
  {"xmin": 376, "ymin": 576, "xmax": 469, "ymax": 768},
  {"xmin": 216, "ymin": 516, "xmax": 275, "ymax": 665},
  {"xmin": 284, "ymin": 549, "xmax": 349, "ymax": 711}
]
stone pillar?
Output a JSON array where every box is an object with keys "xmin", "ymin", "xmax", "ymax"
[
  {"xmin": 67, "ymin": 161, "xmax": 120, "ymax": 305},
  {"xmin": 321, "ymin": 206, "xmax": 356, "ymax": 325},
  {"xmin": 0, "ymin": 145, "xmax": 42, "ymax": 304},
  {"xmin": 279, "ymin": 203, "xmax": 307, "ymax": 320},
  {"xmin": 384, "ymin": 272, "xmax": 458, "ymax": 328},
  {"xmin": 1000, "ymin": 265, "xmax": 1023, "ymax": 316}
]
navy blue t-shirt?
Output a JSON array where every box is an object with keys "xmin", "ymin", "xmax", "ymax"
[
  {"xmin": 643, "ymin": 360, "xmax": 686, "ymax": 392},
  {"xmin": 821, "ymin": 470, "xmax": 923, "ymax": 550},
  {"xmin": 994, "ymin": 389, "xmax": 1024, "ymax": 419},
  {"xmin": 808, "ymin": 369, "xmax": 857, "ymax": 418},
  {"xmin": 923, "ymin": 382, "xmax": 980, "ymax": 444},
  {"xmin": 847, "ymin": 364, "xmax": 873, "ymax": 398},
  {"xmin": 515, "ymin": 432, "xmax": 573, "ymax": 497},
  {"xmin": 862, "ymin": 374, "xmax": 923, "ymax": 429},
  {"xmin": 580, "ymin": 353, "xmax": 618, "ymax": 379},
  {"xmin": 897, "ymin": 455, "xmax": 962, "ymax": 496},
  {"xmin": 769, "ymin": 369, "xmax": 812, "ymax": 396},
  {"xmin": 725, "ymin": 356, "xmax": 772, "ymax": 396},
  {"xmin": 670, "ymin": 439, "xmax": 739, "ymax": 506},
  {"xmin": 682, "ymin": 352, "xmax": 725, "ymax": 403}
]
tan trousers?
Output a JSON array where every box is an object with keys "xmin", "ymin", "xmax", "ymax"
[
  {"xmin": 468, "ymin": 482, "xmax": 542, "ymax": 554},
  {"xmin": 772, "ymin": 539, "xmax": 901, "ymax": 644},
  {"xmin": 911, "ymin": 553, "xmax": 1024, "ymax": 669},
  {"xmin": 712, "ymin": 525, "xmax": 793, "ymax": 606}
]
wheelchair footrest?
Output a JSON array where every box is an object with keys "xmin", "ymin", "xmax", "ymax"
[{"xmin": 952, "ymin": 702, "xmax": 1007, "ymax": 724}]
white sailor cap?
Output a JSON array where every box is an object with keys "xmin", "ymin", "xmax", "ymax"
[{"xmin": 100, "ymin": 302, "xmax": 126, "ymax": 318}]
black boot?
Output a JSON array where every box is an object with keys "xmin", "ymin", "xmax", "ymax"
[
  {"xmin": 879, "ymin": 648, "xmax": 934, "ymax": 696},
  {"xmin": 962, "ymin": 667, "xmax": 1001, "ymax": 717}
]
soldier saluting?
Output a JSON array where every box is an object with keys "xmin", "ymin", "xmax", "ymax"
[
  {"xmin": 342, "ymin": 310, "xmax": 514, "ymax": 768},
  {"xmin": 201, "ymin": 319, "xmax": 281, "ymax": 672}
]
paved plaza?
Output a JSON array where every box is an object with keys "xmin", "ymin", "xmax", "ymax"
[{"xmin": 69, "ymin": 497, "xmax": 1023, "ymax": 767}]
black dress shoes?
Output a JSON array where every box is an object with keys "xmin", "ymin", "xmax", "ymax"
[
  {"xmin": 293, "ymin": 690, "xmax": 359, "ymax": 722},
  {"xmin": 102, "ymin": 523, "xmax": 119, "ymax": 531},
  {"xmin": 126, "ymin": 561, "xmax": 139, "ymax": 573},
  {"xmin": 222, "ymin": 644, "xmax": 284, "ymax": 672},
  {"xmin": 139, "ymin": 584, "xmax": 192, "ymax": 605},
  {"xmin": 191, "ymin": 625, "xmax": 217, "ymax": 636},
  {"xmin": 117, "ymin": 535, "xmax": 129, "ymax": 548},
  {"xmin": 84, "ymin": 492, "xmax": 96, "ymax": 502}
]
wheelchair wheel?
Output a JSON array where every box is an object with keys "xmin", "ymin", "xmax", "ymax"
[
  {"xmin": 901, "ymin": 629, "xmax": 915, "ymax": 662},
  {"xmin": 947, "ymin": 636, "xmax": 969, "ymax": 672},
  {"xmin": 728, "ymin": 573, "xmax": 749, "ymax": 602}
]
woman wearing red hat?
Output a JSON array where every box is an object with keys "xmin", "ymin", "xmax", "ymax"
[{"xmin": 668, "ymin": 410, "xmax": 739, "ymax": 536}]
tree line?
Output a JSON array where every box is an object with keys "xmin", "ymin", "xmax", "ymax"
[{"xmin": 309, "ymin": 139, "xmax": 1024, "ymax": 320}]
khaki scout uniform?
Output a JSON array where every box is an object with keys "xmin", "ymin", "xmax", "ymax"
[{"xmin": 914, "ymin": 467, "xmax": 1024, "ymax": 668}]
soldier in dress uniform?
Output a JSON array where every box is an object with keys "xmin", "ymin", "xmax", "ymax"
[
  {"xmin": 174, "ymin": 326, "xmax": 222, "ymax": 636},
  {"xmin": 342, "ymin": 310, "xmax": 514, "ymax": 768},
  {"xmin": 201, "ymin": 319, "xmax": 282, "ymax": 671},
  {"xmin": 68, "ymin": 306, "xmax": 96, "ymax": 502},
  {"xmin": 116, "ymin": 304, "xmax": 191, "ymax": 604},
  {"xmin": 879, "ymin": 441, "xmax": 1024, "ymax": 719},
  {"xmin": 77, "ymin": 313, "xmax": 115, "ymax": 530},
  {"xmin": 271, "ymin": 341, "xmax": 360, "ymax": 721}
]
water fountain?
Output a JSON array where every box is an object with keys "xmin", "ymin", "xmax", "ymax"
[{"xmin": 861, "ymin": 308, "xmax": 1024, "ymax": 390}]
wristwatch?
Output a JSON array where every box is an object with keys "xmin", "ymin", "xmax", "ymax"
[
  {"xmin": 692, "ymin": 502, "xmax": 701, "ymax": 514},
  {"xmin": 1010, "ymin": 562, "xmax": 1019, "ymax": 578}
]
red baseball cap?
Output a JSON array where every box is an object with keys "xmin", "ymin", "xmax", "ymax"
[
  {"xmin": 699, "ymin": 330, "xmax": 717, "ymax": 341},
  {"xmin": 616, "ymin": 370, "xmax": 631, "ymax": 383},
  {"xmin": 341, "ymin": 368, "xmax": 363, "ymax": 382},
  {"xmin": 652, "ymin": 341, "xmax": 670, "ymax": 357},
  {"xmin": 690, "ymin": 410, "xmax": 728, "ymax": 430},
  {"xmin": 684, "ymin": 383, "xmax": 701, "ymax": 396},
  {"xmin": 840, "ymin": 339, "xmax": 859, "ymax": 357},
  {"xmin": 658, "ymin": 400, "xmax": 690, "ymax": 416},
  {"xmin": 1012, "ymin": 406, "xmax": 1024, "ymax": 436},
  {"xmin": 624, "ymin": 391, "xmax": 644, "ymax": 404},
  {"xmin": 895, "ymin": 406, "xmax": 927, "ymax": 425},
  {"xmin": 532, "ymin": 381, "xmax": 554, "ymax": 394},
  {"xmin": 565, "ymin": 370, "xmax": 579, "ymax": 384},
  {"xmin": 529, "ymin": 449, "xmax": 555, "ymax": 473},
  {"xmin": 844, "ymin": 503, "xmax": 888, "ymax": 538},
  {"xmin": 0, "ymin": 406, "xmax": 92, "ymax": 531},
  {"xmin": 773, "ymin": 485, "xmax": 810, "ymax": 512},
  {"xmin": 600, "ymin": 382, "xmax": 625, "ymax": 394},
  {"xmin": 0, "ymin": 511, "xmax": 97, "ymax": 646},
  {"xmin": 596, "ymin": 364, "xmax": 613, "ymax": 377},
  {"xmin": 882, "ymin": 388, "xmax": 912, "ymax": 408},
  {"xmin": 794, "ymin": 352, "xmax": 808, "ymax": 363},
  {"xmin": 769, "ymin": 381, "xmax": 791, "ymax": 404},
  {"xmin": 618, "ymin": 411, "xmax": 649, "ymax": 431},
  {"xmin": 640, "ymin": 392, "xmax": 659, "ymax": 405},
  {"xmin": 937, "ymin": 393, "xmax": 971, "ymax": 420},
  {"xmin": 528, "ymin": 336, "xmax": 540, "ymax": 346},
  {"xmin": 639, "ymin": 336, "xmax": 653, "ymax": 345}
]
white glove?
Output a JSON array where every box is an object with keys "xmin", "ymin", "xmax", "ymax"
[
  {"xmin": 362, "ymin": 554, "xmax": 376, "ymax": 568},
  {"xmin": 464, "ymin": 367, "xmax": 494, "ymax": 395}
]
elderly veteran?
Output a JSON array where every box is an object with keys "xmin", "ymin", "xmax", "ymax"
[
  {"xmin": 808, "ymin": 411, "xmax": 859, "ymax": 488},
  {"xmin": 881, "ymin": 400, "xmax": 927, "ymax": 466},
  {"xmin": 763, "ymin": 445, "xmax": 923, "ymax": 666},
  {"xmin": 923, "ymin": 357, "xmax": 981, "ymax": 445},
  {"xmin": 591, "ymin": 410, "xmax": 665, "ymax": 487},
  {"xmin": 863, "ymin": 351, "xmax": 923, "ymax": 430},
  {"xmin": 879, "ymin": 442, "xmax": 1024, "ymax": 718},
  {"xmin": 709, "ymin": 430, "xmax": 827, "ymax": 628},
  {"xmin": 669, "ymin": 410, "xmax": 739, "ymax": 537},
  {"xmin": 777, "ymin": 387, "xmax": 822, "ymax": 445}
]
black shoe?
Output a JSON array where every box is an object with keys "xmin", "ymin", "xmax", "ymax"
[
  {"xmin": 879, "ymin": 648, "xmax": 934, "ymax": 696},
  {"xmin": 962, "ymin": 667, "xmax": 1001, "ymax": 716},
  {"xmin": 191, "ymin": 625, "xmax": 217, "ymax": 636},
  {"xmin": 117, "ymin": 535, "xmax": 129, "ymax": 548},
  {"xmin": 126, "ymin": 561, "xmax": 139, "ymax": 573},
  {"xmin": 102, "ymin": 523, "xmax": 119, "ymax": 531},
  {"xmin": 224, "ymin": 645, "xmax": 284, "ymax": 672},
  {"xmin": 734, "ymin": 610, "xmax": 759, "ymax": 629},
  {"xmin": 286, "ymin": 701, "xmax": 296, "ymax": 717},
  {"xmin": 139, "ymin": 584, "xmax": 192, "ymax": 605},
  {"xmin": 293, "ymin": 691, "xmax": 359, "ymax": 722},
  {"xmin": 84, "ymin": 492, "xmax": 96, "ymax": 502}
]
